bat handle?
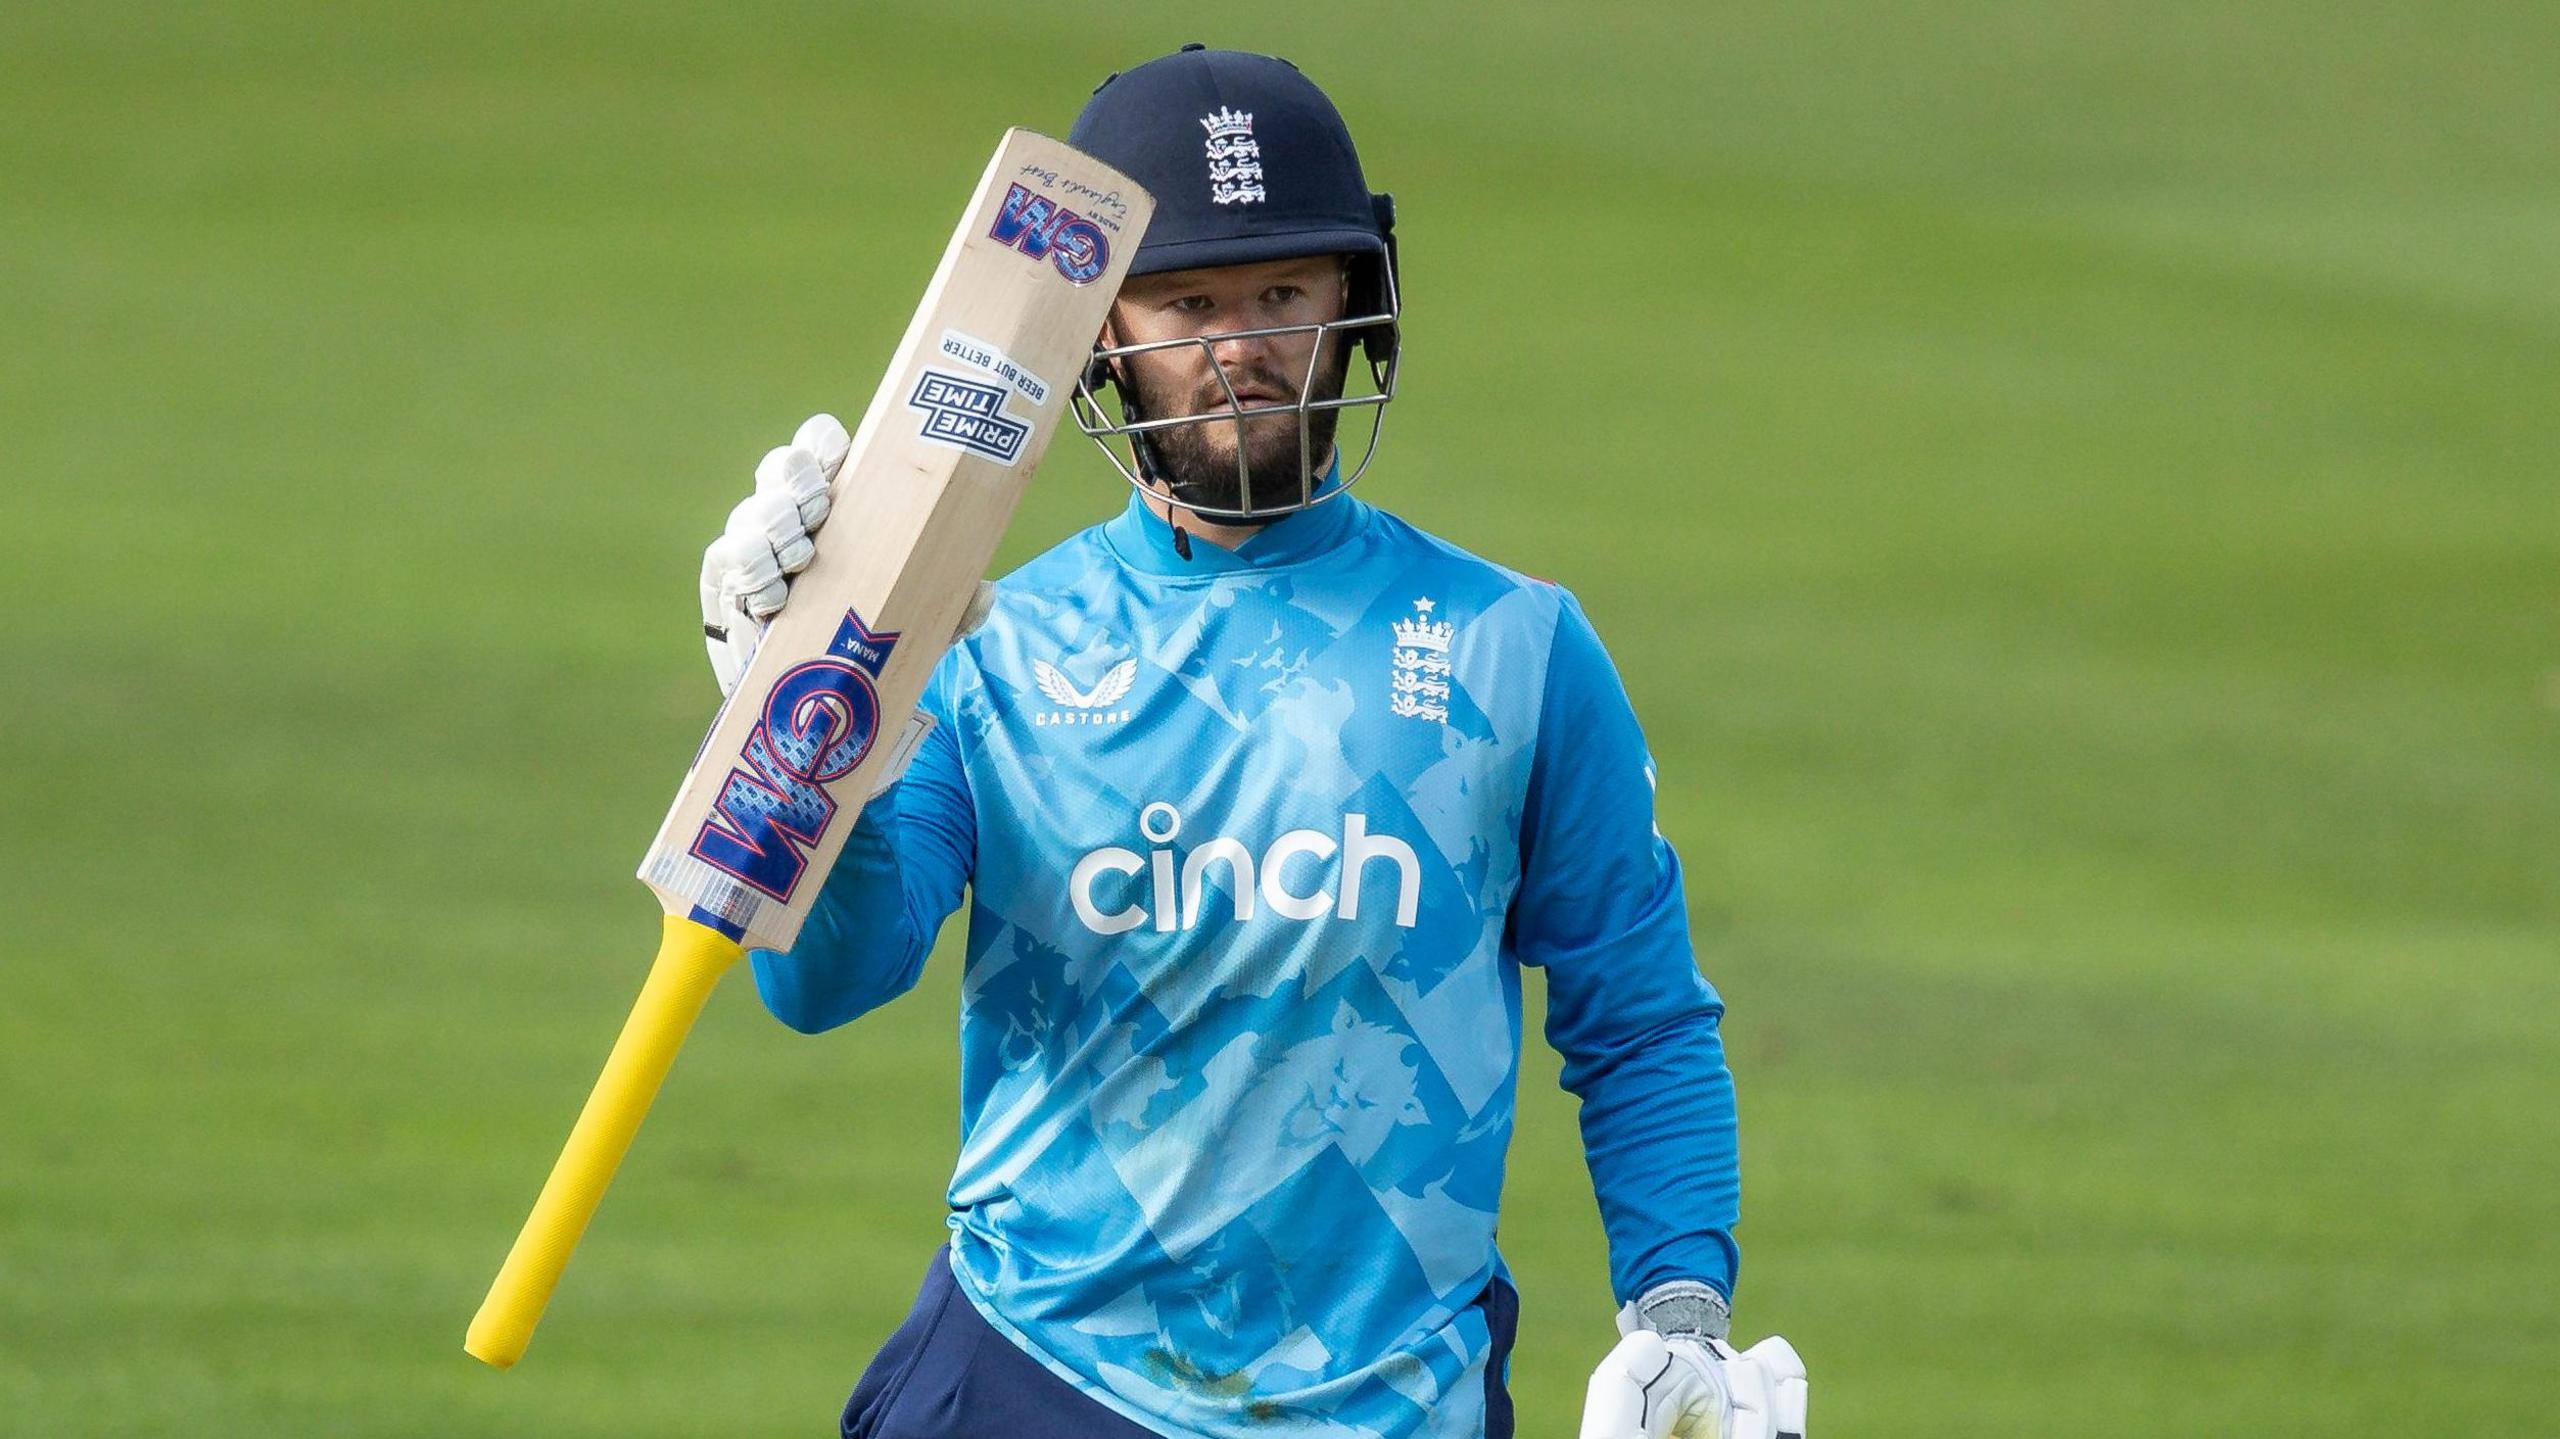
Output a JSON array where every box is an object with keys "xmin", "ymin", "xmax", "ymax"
[{"xmin": 465, "ymin": 913, "xmax": 744, "ymax": 1369}]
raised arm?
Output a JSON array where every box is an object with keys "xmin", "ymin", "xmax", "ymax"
[{"xmin": 748, "ymin": 659, "xmax": 975, "ymax": 1034}]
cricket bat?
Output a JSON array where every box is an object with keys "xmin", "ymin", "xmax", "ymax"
[{"xmin": 465, "ymin": 129, "xmax": 1150, "ymax": 1370}]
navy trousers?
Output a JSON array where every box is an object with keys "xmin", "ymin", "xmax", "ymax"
[{"xmin": 842, "ymin": 1249, "xmax": 1519, "ymax": 1439}]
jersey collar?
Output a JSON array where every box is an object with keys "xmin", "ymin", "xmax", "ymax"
[{"xmin": 1101, "ymin": 461, "xmax": 1368, "ymax": 577}]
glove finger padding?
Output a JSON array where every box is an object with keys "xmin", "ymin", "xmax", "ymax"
[
  {"xmin": 755, "ymin": 442, "xmax": 833, "ymax": 537},
  {"xmin": 1738, "ymin": 1337, "xmax": 1807, "ymax": 1439},
  {"xmin": 707, "ymin": 521, "xmax": 789, "ymax": 616},
  {"xmin": 1579, "ymin": 1330, "xmax": 1660, "ymax": 1439},
  {"xmin": 793, "ymin": 412, "xmax": 852, "ymax": 490},
  {"xmin": 695, "ymin": 413, "xmax": 855, "ymax": 697},
  {"xmin": 729, "ymin": 488, "xmax": 814, "ymax": 580},
  {"xmin": 1580, "ymin": 1330, "xmax": 1733, "ymax": 1439},
  {"xmin": 699, "ymin": 533, "xmax": 774, "ymax": 697}
]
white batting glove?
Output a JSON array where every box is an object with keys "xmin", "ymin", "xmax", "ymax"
[
  {"xmin": 1580, "ymin": 1293, "xmax": 1806, "ymax": 1439},
  {"xmin": 700, "ymin": 414, "xmax": 850, "ymax": 695}
]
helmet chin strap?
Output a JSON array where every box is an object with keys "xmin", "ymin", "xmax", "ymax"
[{"xmin": 1108, "ymin": 370, "xmax": 1199, "ymax": 561}]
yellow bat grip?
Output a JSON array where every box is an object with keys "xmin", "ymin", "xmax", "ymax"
[{"xmin": 465, "ymin": 913, "xmax": 744, "ymax": 1369}]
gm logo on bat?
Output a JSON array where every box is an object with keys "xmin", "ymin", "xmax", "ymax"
[
  {"xmin": 689, "ymin": 609, "xmax": 900, "ymax": 901},
  {"xmin": 987, "ymin": 182, "xmax": 1110, "ymax": 284}
]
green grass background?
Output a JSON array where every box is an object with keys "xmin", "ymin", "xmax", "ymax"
[{"xmin": 4, "ymin": 1, "xmax": 2554, "ymax": 1433}]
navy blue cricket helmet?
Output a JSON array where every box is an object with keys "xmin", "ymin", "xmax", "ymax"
[
  {"xmin": 1070, "ymin": 45, "xmax": 1395, "ymax": 282},
  {"xmin": 1066, "ymin": 45, "xmax": 1403, "ymax": 521}
]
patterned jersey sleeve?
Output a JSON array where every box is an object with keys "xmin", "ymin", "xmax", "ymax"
[
  {"xmin": 1512, "ymin": 589, "xmax": 1741, "ymax": 1302},
  {"xmin": 748, "ymin": 654, "xmax": 976, "ymax": 1034}
]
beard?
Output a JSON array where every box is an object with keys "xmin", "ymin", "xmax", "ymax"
[{"xmin": 1123, "ymin": 344, "xmax": 1353, "ymax": 522}]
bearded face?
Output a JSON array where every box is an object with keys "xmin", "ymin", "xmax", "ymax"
[
  {"xmin": 1097, "ymin": 253, "xmax": 1366, "ymax": 521},
  {"xmin": 1116, "ymin": 335, "xmax": 1354, "ymax": 520}
]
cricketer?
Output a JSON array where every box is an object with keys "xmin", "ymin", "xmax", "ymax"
[{"xmin": 696, "ymin": 46, "xmax": 1805, "ymax": 1439}]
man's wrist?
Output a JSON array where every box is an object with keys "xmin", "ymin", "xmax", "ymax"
[{"xmin": 1634, "ymin": 1279, "xmax": 1731, "ymax": 1343}]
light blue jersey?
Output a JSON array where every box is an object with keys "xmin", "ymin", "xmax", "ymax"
[{"xmin": 753, "ymin": 489, "xmax": 1738, "ymax": 1439}]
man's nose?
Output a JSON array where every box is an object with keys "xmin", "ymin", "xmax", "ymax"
[{"xmin": 1203, "ymin": 321, "xmax": 1278, "ymax": 369}]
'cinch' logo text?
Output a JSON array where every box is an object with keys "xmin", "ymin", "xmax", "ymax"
[{"xmin": 1069, "ymin": 802, "xmax": 1422, "ymax": 935}]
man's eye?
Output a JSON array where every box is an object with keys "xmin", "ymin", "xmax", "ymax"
[
  {"xmin": 1171, "ymin": 295, "xmax": 1215, "ymax": 314},
  {"xmin": 1266, "ymin": 286, "xmax": 1304, "ymax": 305}
]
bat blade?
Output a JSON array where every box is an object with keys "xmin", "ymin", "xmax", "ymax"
[
  {"xmin": 643, "ymin": 128, "xmax": 1150, "ymax": 954},
  {"xmin": 466, "ymin": 129, "xmax": 1151, "ymax": 1370}
]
